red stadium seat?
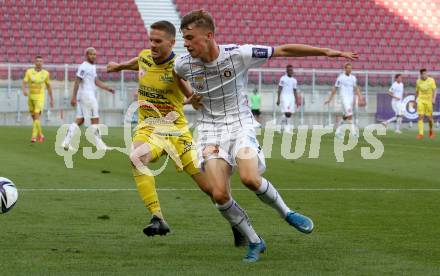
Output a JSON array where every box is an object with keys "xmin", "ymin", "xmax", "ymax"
[
  {"xmin": 172, "ymin": 0, "xmax": 440, "ymax": 72},
  {"xmin": 0, "ymin": 0, "xmax": 149, "ymax": 70}
]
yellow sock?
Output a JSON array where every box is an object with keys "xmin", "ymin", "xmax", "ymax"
[
  {"xmin": 133, "ymin": 169, "xmax": 162, "ymax": 218},
  {"xmin": 418, "ymin": 119, "xmax": 424, "ymax": 135},
  {"xmin": 35, "ymin": 120, "xmax": 42, "ymax": 136},
  {"xmin": 32, "ymin": 120, "xmax": 38, "ymax": 138}
]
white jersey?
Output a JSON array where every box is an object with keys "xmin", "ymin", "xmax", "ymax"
[
  {"xmin": 279, "ymin": 74, "xmax": 297, "ymax": 98},
  {"xmin": 76, "ymin": 61, "xmax": 97, "ymax": 101},
  {"xmin": 335, "ymin": 73, "xmax": 357, "ymax": 100},
  {"xmin": 174, "ymin": 44, "xmax": 273, "ymax": 132},
  {"xmin": 389, "ymin": 81, "xmax": 404, "ymax": 103}
]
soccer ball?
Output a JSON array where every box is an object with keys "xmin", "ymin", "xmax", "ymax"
[{"xmin": 0, "ymin": 177, "xmax": 18, "ymax": 214}]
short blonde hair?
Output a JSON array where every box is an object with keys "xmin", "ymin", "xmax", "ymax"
[{"xmin": 85, "ymin": 47, "xmax": 96, "ymax": 55}]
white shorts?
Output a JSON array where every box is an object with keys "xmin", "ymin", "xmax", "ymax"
[
  {"xmin": 280, "ymin": 96, "xmax": 296, "ymax": 113},
  {"xmin": 392, "ymin": 101, "xmax": 404, "ymax": 116},
  {"xmin": 341, "ymin": 96, "xmax": 354, "ymax": 117},
  {"xmin": 76, "ymin": 98, "xmax": 99, "ymax": 119},
  {"xmin": 196, "ymin": 127, "xmax": 266, "ymax": 174}
]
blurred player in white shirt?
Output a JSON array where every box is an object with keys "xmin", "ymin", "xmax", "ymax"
[
  {"xmin": 174, "ymin": 10, "xmax": 358, "ymax": 263},
  {"xmin": 276, "ymin": 65, "xmax": 301, "ymax": 133},
  {"xmin": 62, "ymin": 47, "xmax": 114, "ymax": 150},
  {"xmin": 382, "ymin": 74, "xmax": 404, "ymax": 133},
  {"xmin": 325, "ymin": 63, "xmax": 363, "ymax": 137}
]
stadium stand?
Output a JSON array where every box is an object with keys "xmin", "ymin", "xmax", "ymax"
[
  {"xmin": 174, "ymin": 0, "xmax": 440, "ymax": 72},
  {"xmin": 1, "ymin": 0, "xmax": 149, "ymax": 79},
  {"xmin": 1, "ymin": 0, "xmax": 439, "ymax": 84}
]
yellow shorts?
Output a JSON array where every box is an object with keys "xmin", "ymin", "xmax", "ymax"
[
  {"xmin": 28, "ymin": 98, "xmax": 44, "ymax": 114},
  {"xmin": 417, "ymin": 100, "xmax": 433, "ymax": 116},
  {"xmin": 132, "ymin": 128, "xmax": 200, "ymax": 175}
]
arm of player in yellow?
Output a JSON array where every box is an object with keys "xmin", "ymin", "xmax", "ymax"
[
  {"xmin": 46, "ymin": 73, "xmax": 54, "ymax": 108},
  {"xmin": 355, "ymin": 85, "xmax": 363, "ymax": 100},
  {"xmin": 273, "ymin": 44, "xmax": 358, "ymax": 60},
  {"xmin": 22, "ymin": 70, "xmax": 29, "ymax": 96},
  {"xmin": 415, "ymin": 81, "xmax": 420, "ymax": 100},
  {"xmin": 107, "ymin": 57, "xmax": 139, "ymax": 72}
]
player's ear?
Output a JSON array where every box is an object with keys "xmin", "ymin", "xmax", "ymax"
[{"xmin": 206, "ymin": 31, "xmax": 214, "ymax": 40}]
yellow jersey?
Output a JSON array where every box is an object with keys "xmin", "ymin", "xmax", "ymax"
[
  {"xmin": 137, "ymin": 49, "xmax": 188, "ymax": 135},
  {"xmin": 23, "ymin": 68, "xmax": 50, "ymax": 100},
  {"xmin": 416, "ymin": 77, "xmax": 436, "ymax": 102}
]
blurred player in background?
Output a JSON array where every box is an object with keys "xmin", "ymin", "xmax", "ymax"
[
  {"xmin": 325, "ymin": 62, "xmax": 364, "ymax": 138},
  {"xmin": 249, "ymin": 88, "xmax": 262, "ymax": 125},
  {"xmin": 22, "ymin": 55, "xmax": 54, "ymax": 143},
  {"xmin": 62, "ymin": 47, "xmax": 114, "ymax": 150},
  {"xmin": 382, "ymin": 74, "xmax": 405, "ymax": 133},
  {"xmin": 276, "ymin": 65, "xmax": 300, "ymax": 133},
  {"xmin": 107, "ymin": 21, "xmax": 246, "ymax": 246},
  {"xmin": 416, "ymin": 68, "xmax": 437, "ymax": 139},
  {"xmin": 174, "ymin": 10, "xmax": 358, "ymax": 262}
]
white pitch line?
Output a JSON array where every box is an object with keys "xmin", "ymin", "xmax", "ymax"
[{"xmin": 18, "ymin": 188, "xmax": 440, "ymax": 192}]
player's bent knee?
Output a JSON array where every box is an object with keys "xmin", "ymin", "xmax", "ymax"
[
  {"xmin": 129, "ymin": 151, "xmax": 151, "ymax": 169},
  {"xmin": 239, "ymin": 173, "xmax": 260, "ymax": 189},
  {"xmin": 211, "ymin": 189, "xmax": 230, "ymax": 204}
]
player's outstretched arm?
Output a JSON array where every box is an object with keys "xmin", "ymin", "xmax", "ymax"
[
  {"xmin": 273, "ymin": 44, "xmax": 358, "ymax": 60},
  {"xmin": 95, "ymin": 79, "xmax": 115, "ymax": 94},
  {"xmin": 46, "ymin": 82, "xmax": 54, "ymax": 108},
  {"xmin": 71, "ymin": 77, "xmax": 81, "ymax": 106},
  {"xmin": 325, "ymin": 87, "xmax": 337, "ymax": 104},
  {"xmin": 355, "ymin": 85, "xmax": 362, "ymax": 98},
  {"xmin": 415, "ymin": 83, "xmax": 420, "ymax": 101},
  {"xmin": 107, "ymin": 57, "xmax": 139, "ymax": 72},
  {"xmin": 276, "ymin": 86, "xmax": 282, "ymax": 106},
  {"xmin": 21, "ymin": 80, "xmax": 28, "ymax": 97}
]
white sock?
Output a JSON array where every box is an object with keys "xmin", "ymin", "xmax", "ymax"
[
  {"xmin": 280, "ymin": 115, "xmax": 287, "ymax": 131},
  {"xmin": 63, "ymin": 123, "xmax": 78, "ymax": 145},
  {"xmin": 347, "ymin": 120, "xmax": 356, "ymax": 134},
  {"xmin": 216, "ymin": 198, "xmax": 260, "ymax": 243},
  {"xmin": 351, "ymin": 123, "xmax": 356, "ymax": 134},
  {"xmin": 256, "ymin": 178, "xmax": 290, "ymax": 218},
  {"xmin": 396, "ymin": 117, "xmax": 402, "ymax": 131},
  {"xmin": 91, "ymin": 124, "xmax": 105, "ymax": 146},
  {"xmin": 386, "ymin": 116, "xmax": 397, "ymax": 124},
  {"xmin": 286, "ymin": 118, "xmax": 293, "ymax": 131},
  {"xmin": 336, "ymin": 119, "xmax": 346, "ymax": 135}
]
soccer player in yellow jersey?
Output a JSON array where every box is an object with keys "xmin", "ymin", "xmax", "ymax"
[
  {"xmin": 21, "ymin": 55, "xmax": 54, "ymax": 143},
  {"xmin": 416, "ymin": 68, "xmax": 437, "ymax": 139},
  {"xmin": 106, "ymin": 21, "xmax": 247, "ymax": 243}
]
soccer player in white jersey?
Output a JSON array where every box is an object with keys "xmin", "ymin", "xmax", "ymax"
[
  {"xmin": 325, "ymin": 62, "xmax": 363, "ymax": 138},
  {"xmin": 62, "ymin": 47, "xmax": 114, "ymax": 150},
  {"xmin": 173, "ymin": 10, "xmax": 358, "ymax": 263},
  {"xmin": 382, "ymin": 74, "xmax": 405, "ymax": 133},
  {"xmin": 276, "ymin": 65, "xmax": 300, "ymax": 133}
]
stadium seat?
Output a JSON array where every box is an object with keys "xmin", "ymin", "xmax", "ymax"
[
  {"xmin": 1, "ymin": 0, "xmax": 149, "ymax": 81},
  {"xmin": 173, "ymin": 0, "xmax": 440, "ymax": 73}
]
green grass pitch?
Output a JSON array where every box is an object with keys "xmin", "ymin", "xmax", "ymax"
[{"xmin": 0, "ymin": 126, "xmax": 439, "ymax": 275}]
